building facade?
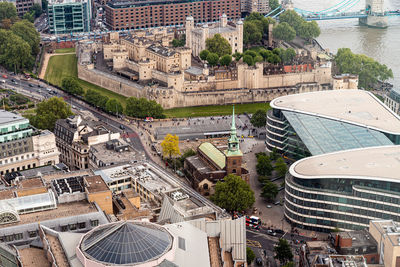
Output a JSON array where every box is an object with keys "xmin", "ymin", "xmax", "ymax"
[
  {"xmin": 266, "ymin": 90, "xmax": 400, "ymax": 160},
  {"xmin": 385, "ymin": 88, "xmax": 400, "ymax": 116},
  {"xmin": 0, "ymin": 110, "xmax": 59, "ymax": 176},
  {"xmin": 241, "ymin": 0, "xmax": 270, "ymax": 14},
  {"xmin": 285, "ymin": 145, "xmax": 400, "ymax": 233},
  {"xmin": 54, "ymin": 115, "xmax": 120, "ymax": 170},
  {"xmin": 104, "ymin": 0, "xmax": 240, "ymax": 31},
  {"xmin": 6, "ymin": 0, "xmax": 42, "ymax": 16},
  {"xmin": 369, "ymin": 220, "xmax": 400, "ymax": 267},
  {"xmin": 185, "ymin": 14, "xmax": 243, "ymax": 57},
  {"xmin": 47, "ymin": 0, "xmax": 92, "ymax": 34}
]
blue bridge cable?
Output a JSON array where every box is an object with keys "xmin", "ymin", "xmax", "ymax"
[
  {"xmin": 265, "ymin": 5, "xmax": 282, "ymax": 17},
  {"xmin": 272, "ymin": 9, "xmax": 285, "ymax": 18},
  {"xmin": 294, "ymin": 0, "xmax": 358, "ymax": 15}
]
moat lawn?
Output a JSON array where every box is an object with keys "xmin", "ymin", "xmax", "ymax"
[
  {"xmin": 44, "ymin": 54, "xmax": 127, "ymax": 106},
  {"xmin": 164, "ymin": 102, "xmax": 271, "ymax": 118},
  {"xmin": 54, "ymin": 47, "xmax": 76, "ymax": 53}
]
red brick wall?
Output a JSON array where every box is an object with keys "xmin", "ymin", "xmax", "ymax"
[{"xmin": 105, "ymin": 0, "xmax": 240, "ymax": 30}]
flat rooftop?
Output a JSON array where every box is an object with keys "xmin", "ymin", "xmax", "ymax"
[
  {"xmin": 336, "ymin": 230, "xmax": 377, "ymax": 248},
  {"xmin": 271, "ymin": 90, "xmax": 400, "ymax": 134},
  {"xmin": 84, "ymin": 175, "xmax": 110, "ymax": 193},
  {"xmin": 0, "ymin": 110, "xmax": 27, "ymax": 125},
  {"xmin": 17, "ymin": 178, "xmax": 44, "ymax": 189},
  {"xmin": 0, "ymin": 201, "xmax": 97, "ymax": 228},
  {"xmin": 18, "ymin": 247, "xmax": 51, "ymax": 267},
  {"xmin": 90, "ymin": 140, "xmax": 143, "ymax": 165},
  {"xmin": 291, "ymin": 146, "xmax": 400, "ymax": 182},
  {"xmin": 370, "ymin": 220, "xmax": 400, "ymax": 247},
  {"xmin": 155, "ymin": 122, "xmax": 230, "ymax": 140}
]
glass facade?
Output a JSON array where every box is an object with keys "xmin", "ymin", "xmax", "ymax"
[
  {"xmin": 266, "ymin": 108, "xmax": 399, "ymax": 160},
  {"xmin": 48, "ymin": 0, "xmax": 91, "ymax": 34},
  {"xmin": 285, "ymin": 174, "xmax": 400, "ymax": 232}
]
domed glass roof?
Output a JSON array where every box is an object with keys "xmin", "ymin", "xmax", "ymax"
[{"xmin": 80, "ymin": 221, "xmax": 173, "ymax": 265}]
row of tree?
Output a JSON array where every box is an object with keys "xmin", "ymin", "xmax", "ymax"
[
  {"xmin": 334, "ymin": 48, "xmax": 393, "ymax": 89},
  {"xmin": 241, "ymin": 47, "xmax": 296, "ymax": 66},
  {"xmin": 273, "ymin": 10, "xmax": 320, "ymax": 42},
  {"xmin": 0, "ymin": 3, "xmax": 40, "ymax": 72},
  {"xmin": 199, "ymin": 34, "xmax": 233, "ymax": 67}
]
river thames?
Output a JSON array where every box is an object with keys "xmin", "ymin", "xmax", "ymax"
[{"xmin": 293, "ymin": 0, "xmax": 400, "ymax": 88}]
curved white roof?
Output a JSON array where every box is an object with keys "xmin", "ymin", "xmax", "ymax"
[
  {"xmin": 271, "ymin": 90, "xmax": 400, "ymax": 134},
  {"xmin": 290, "ymin": 145, "xmax": 400, "ymax": 183}
]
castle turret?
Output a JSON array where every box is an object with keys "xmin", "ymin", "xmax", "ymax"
[
  {"xmin": 220, "ymin": 13, "xmax": 227, "ymax": 28},
  {"xmin": 185, "ymin": 16, "xmax": 194, "ymax": 48}
]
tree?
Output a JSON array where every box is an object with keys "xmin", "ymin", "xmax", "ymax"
[
  {"xmin": 269, "ymin": 147, "xmax": 279, "ymax": 161},
  {"xmin": 282, "ymin": 48, "xmax": 296, "ymax": 64},
  {"xmin": 247, "ymin": 247, "xmax": 256, "ymax": 265},
  {"xmin": 232, "ymin": 52, "xmax": 242, "ymax": 61},
  {"xmin": 29, "ymin": 97, "xmax": 73, "ymax": 131},
  {"xmin": 161, "ymin": 134, "xmax": 180, "ymax": 159},
  {"xmin": 0, "ymin": 2, "xmax": 17, "ymax": 21},
  {"xmin": 269, "ymin": 0, "xmax": 280, "ymax": 10},
  {"xmin": 220, "ymin": 54, "xmax": 232, "ymax": 66},
  {"xmin": 0, "ymin": 30, "xmax": 33, "ymax": 72},
  {"xmin": 274, "ymin": 239, "xmax": 293, "ymax": 264},
  {"xmin": 30, "ymin": 4, "xmax": 42, "ymax": 18},
  {"xmin": 256, "ymin": 155, "xmax": 273, "ymax": 176},
  {"xmin": 1, "ymin": 18, "xmax": 12, "ymax": 29},
  {"xmin": 297, "ymin": 20, "xmax": 320, "ymax": 41},
  {"xmin": 250, "ymin": 109, "xmax": 267, "ymax": 128},
  {"xmin": 200, "ymin": 49, "xmax": 210, "ymax": 61},
  {"xmin": 243, "ymin": 55, "xmax": 254, "ymax": 66},
  {"xmin": 211, "ymin": 174, "xmax": 255, "ymax": 212},
  {"xmin": 275, "ymin": 157, "xmax": 287, "ymax": 178},
  {"xmin": 11, "ymin": 20, "xmax": 40, "ymax": 55},
  {"xmin": 205, "ymin": 34, "xmax": 232, "ymax": 57},
  {"xmin": 61, "ymin": 77, "xmax": 84, "ymax": 95},
  {"xmin": 244, "ymin": 21, "xmax": 262, "ymax": 46},
  {"xmin": 206, "ymin": 52, "xmax": 219, "ymax": 67},
  {"xmin": 261, "ymin": 180, "xmax": 279, "ymax": 202},
  {"xmin": 334, "ymin": 48, "xmax": 393, "ymax": 89},
  {"xmin": 105, "ymin": 98, "xmax": 124, "ymax": 115},
  {"xmin": 273, "ymin": 22, "xmax": 296, "ymax": 42},
  {"xmin": 172, "ymin": 38, "xmax": 185, "ymax": 47},
  {"xmin": 279, "ymin": 10, "xmax": 304, "ymax": 33},
  {"xmin": 125, "ymin": 97, "xmax": 165, "ymax": 119},
  {"xmin": 23, "ymin": 12, "xmax": 35, "ymax": 23}
]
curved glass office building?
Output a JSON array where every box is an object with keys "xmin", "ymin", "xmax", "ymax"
[
  {"xmin": 286, "ymin": 146, "xmax": 400, "ymax": 232},
  {"xmin": 266, "ymin": 90, "xmax": 400, "ymax": 160},
  {"xmin": 266, "ymin": 90, "xmax": 400, "ymax": 232}
]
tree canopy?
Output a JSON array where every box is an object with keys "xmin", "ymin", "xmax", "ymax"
[
  {"xmin": 274, "ymin": 239, "xmax": 293, "ymax": 264},
  {"xmin": 243, "ymin": 54, "xmax": 254, "ymax": 66},
  {"xmin": 105, "ymin": 98, "xmax": 124, "ymax": 115},
  {"xmin": 206, "ymin": 52, "xmax": 219, "ymax": 67},
  {"xmin": 246, "ymin": 247, "xmax": 256, "ymax": 265},
  {"xmin": 84, "ymin": 89, "xmax": 109, "ymax": 110},
  {"xmin": 0, "ymin": 2, "xmax": 17, "ymax": 21},
  {"xmin": 220, "ymin": 54, "xmax": 232, "ymax": 66},
  {"xmin": 269, "ymin": 0, "xmax": 280, "ymax": 10},
  {"xmin": 334, "ymin": 48, "xmax": 393, "ymax": 89},
  {"xmin": 244, "ymin": 12, "xmax": 276, "ymax": 46},
  {"xmin": 273, "ymin": 22, "xmax": 296, "ymax": 42},
  {"xmin": 200, "ymin": 49, "xmax": 210, "ymax": 61},
  {"xmin": 161, "ymin": 134, "xmax": 181, "ymax": 158},
  {"xmin": 29, "ymin": 97, "xmax": 73, "ymax": 131},
  {"xmin": 211, "ymin": 174, "xmax": 255, "ymax": 212},
  {"xmin": 0, "ymin": 30, "xmax": 33, "ymax": 72},
  {"xmin": 206, "ymin": 34, "xmax": 232, "ymax": 57},
  {"xmin": 256, "ymin": 154, "xmax": 273, "ymax": 176},
  {"xmin": 278, "ymin": 10, "xmax": 321, "ymax": 41},
  {"xmin": 250, "ymin": 109, "xmax": 267, "ymax": 128},
  {"xmin": 125, "ymin": 97, "xmax": 165, "ymax": 118},
  {"xmin": 275, "ymin": 157, "xmax": 287, "ymax": 178},
  {"xmin": 61, "ymin": 77, "xmax": 84, "ymax": 96},
  {"xmin": 11, "ymin": 20, "xmax": 40, "ymax": 55},
  {"xmin": 261, "ymin": 180, "xmax": 279, "ymax": 202}
]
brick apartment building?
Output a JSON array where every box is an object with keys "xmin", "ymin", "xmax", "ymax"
[{"xmin": 104, "ymin": 0, "xmax": 240, "ymax": 30}]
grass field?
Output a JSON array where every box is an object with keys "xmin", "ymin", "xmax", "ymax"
[
  {"xmin": 55, "ymin": 48, "xmax": 76, "ymax": 53},
  {"xmin": 44, "ymin": 54, "xmax": 127, "ymax": 106},
  {"xmin": 164, "ymin": 102, "xmax": 271, "ymax": 118}
]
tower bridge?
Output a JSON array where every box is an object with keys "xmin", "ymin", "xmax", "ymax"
[{"xmin": 267, "ymin": 0, "xmax": 400, "ymax": 28}]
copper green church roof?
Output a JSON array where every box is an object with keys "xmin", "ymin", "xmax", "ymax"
[{"xmin": 198, "ymin": 142, "xmax": 226, "ymax": 170}]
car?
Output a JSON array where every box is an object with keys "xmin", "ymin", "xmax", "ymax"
[
  {"xmin": 267, "ymin": 229, "xmax": 276, "ymax": 236},
  {"xmin": 29, "ymin": 84, "xmax": 33, "ymax": 87},
  {"xmin": 2, "ymin": 75, "xmax": 7, "ymax": 79},
  {"xmin": 119, "ymin": 124, "xmax": 125, "ymax": 130},
  {"xmin": 267, "ymin": 205, "xmax": 272, "ymax": 208},
  {"xmin": 38, "ymin": 84, "xmax": 42, "ymax": 88},
  {"xmin": 11, "ymin": 79, "xmax": 15, "ymax": 82},
  {"xmin": 274, "ymin": 201, "xmax": 280, "ymax": 205},
  {"xmin": 275, "ymin": 229, "xmax": 285, "ymax": 234},
  {"xmin": 255, "ymin": 257, "xmax": 263, "ymax": 266}
]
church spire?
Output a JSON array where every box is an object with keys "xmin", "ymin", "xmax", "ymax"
[{"xmin": 226, "ymin": 105, "xmax": 241, "ymax": 156}]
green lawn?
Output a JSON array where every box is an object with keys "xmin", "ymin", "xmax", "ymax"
[
  {"xmin": 164, "ymin": 102, "xmax": 271, "ymax": 118},
  {"xmin": 55, "ymin": 47, "xmax": 76, "ymax": 53},
  {"xmin": 44, "ymin": 54, "xmax": 127, "ymax": 106}
]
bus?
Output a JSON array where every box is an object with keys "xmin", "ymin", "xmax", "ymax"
[{"xmin": 246, "ymin": 216, "xmax": 261, "ymax": 230}]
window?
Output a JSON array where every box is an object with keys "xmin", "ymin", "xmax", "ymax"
[
  {"xmin": 91, "ymin": 220, "xmax": 99, "ymax": 227},
  {"xmin": 69, "ymin": 223, "xmax": 77, "ymax": 230},
  {"xmin": 14, "ymin": 233, "xmax": 23, "ymax": 240},
  {"xmin": 78, "ymin": 222, "xmax": 86, "ymax": 229},
  {"xmin": 28, "ymin": 231, "xmax": 37, "ymax": 238},
  {"xmin": 178, "ymin": 236, "xmax": 186, "ymax": 250},
  {"xmin": 61, "ymin": 225, "xmax": 68, "ymax": 232}
]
